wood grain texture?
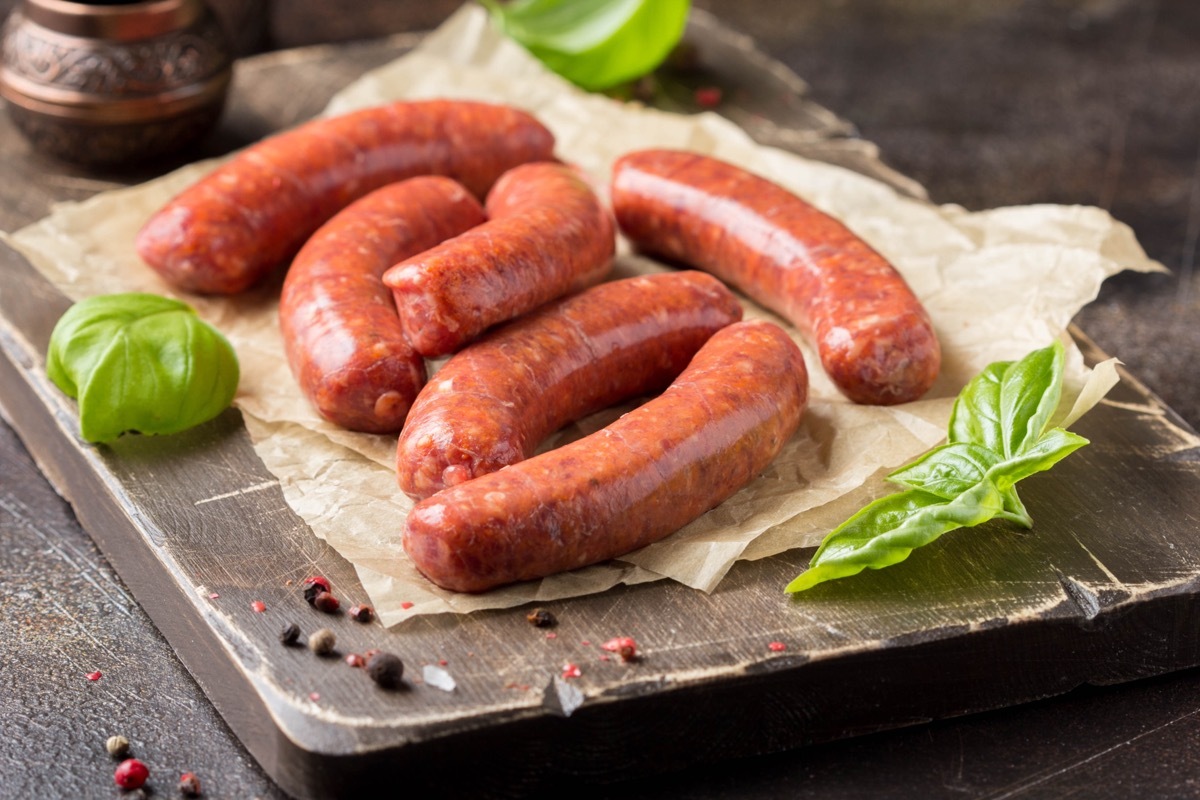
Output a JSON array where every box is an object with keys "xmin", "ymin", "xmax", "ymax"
[{"xmin": 4, "ymin": 4, "xmax": 1200, "ymax": 799}]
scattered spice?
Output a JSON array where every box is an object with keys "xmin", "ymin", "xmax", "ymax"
[
  {"xmin": 302, "ymin": 576, "xmax": 331, "ymax": 605},
  {"xmin": 179, "ymin": 771, "xmax": 202, "ymax": 797},
  {"xmin": 309, "ymin": 691, "xmax": 320, "ymax": 702},
  {"xmin": 601, "ymin": 636, "xmax": 638, "ymax": 662},
  {"xmin": 105, "ymin": 734, "xmax": 130, "ymax": 759},
  {"xmin": 768, "ymin": 641, "xmax": 787, "ymax": 653},
  {"xmin": 599, "ymin": 655, "xmax": 611, "ymax": 662},
  {"xmin": 580, "ymin": 640, "xmax": 591, "ymax": 646},
  {"xmin": 561, "ymin": 663, "xmax": 582, "ymax": 679},
  {"xmin": 363, "ymin": 648, "xmax": 381, "ymax": 661},
  {"xmin": 423, "ymin": 664, "xmax": 457, "ymax": 692},
  {"xmin": 400, "ymin": 601, "xmax": 414, "ymax": 610},
  {"xmin": 545, "ymin": 632, "xmax": 558, "ymax": 640},
  {"xmin": 366, "ymin": 651, "xmax": 405, "ymax": 689},
  {"xmin": 279, "ymin": 623, "xmax": 301, "ymax": 647},
  {"xmin": 438, "ymin": 659, "xmax": 448, "ymax": 667},
  {"xmin": 251, "ymin": 600, "xmax": 266, "ymax": 613},
  {"xmin": 345, "ymin": 653, "xmax": 365, "ymax": 669},
  {"xmin": 348, "ymin": 604, "xmax": 374, "ymax": 623},
  {"xmin": 312, "ymin": 591, "xmax": 340, "ymax": 614},
  {"xmin": 87, "ymin": 670, "xmax": 102, "ymax": 682},
  {"xmin": 208, "ymin": 592, "xmax": 219, "ymax": 600},
  {"xmin": 114, "ymin": 758, "xmax": 149, "ymax": 790},
  {"xmin": 526, "ymin": 608, "xmax": 556, "ymax": 628},
  {"xmin": 694, "ymin": 86, "xmax": 723, "ymax": 108},
  {"xmin": 308, "ymin": 628, "xmax": 336, "ymax": 656}
]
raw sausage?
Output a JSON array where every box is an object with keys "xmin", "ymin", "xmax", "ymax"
[
  {"xmin": 396, "ymin": 271, "xmax": 743, "ymax": 499},
  {"xmin": 137, "ymin": 100, "xmax": 554, "ymax": 294},
  {"xmin": 382, "ymin": 162, "xmax": 615, "ymax": 357},
  {"xmin": 402, "ymin": 320, "xmax": 807, "ymax": 593},
  {"xmin": 610, "ymin": 149, "xmax": 940, "ymax": 405},
  {"xmin": 279, "ymin": 177, "xmax": 486, "ymax": 434}
]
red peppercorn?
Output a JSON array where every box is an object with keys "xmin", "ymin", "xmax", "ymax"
[
  {"xmin": 86, "ymin": 670, "xmax": 102, "ymax": 682},
  {"xmin": 251, "ymin": 600, "xmax": 266, "ymax": 613},
  {"xmin": 768, "ymin": 641, "xmax": 787, "ymax": 652},
  {"xmin": 302, "ymin": 576, "xmax": 331, "ymax": 605},
  {"xmin": 345, "ymin": 653, "xmax": 365, "ymax": 668},
  {"xmin": 179, "ymin": 771, "xmax": 202, "ymax": 797},
  {"xmin": 601, "ymin": 636, "xmax": 639, "ymax": 662},
  {"xmin": 114, "ymin": 758, "xmax": 149, "ymax": 789},
  {"xmin": 312, "ymin": 591, "xmax": 340, "ymax": 614},
  {"xmin": 694, "ymin": 86, "xmax": 723, "ymax": 108},
  {"xmin": 348, "ymin": 604, "xmax": 374, "ymax": 623}
]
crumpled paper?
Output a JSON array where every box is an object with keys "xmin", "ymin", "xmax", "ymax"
[{"xmin": 5, "ymin": 5, "xmax": 1165, "ymax": 625}]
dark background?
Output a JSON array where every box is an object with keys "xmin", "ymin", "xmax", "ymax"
[{"xmin": 3, "ymin": 1, "xmax": 1199, "ymax": 798}]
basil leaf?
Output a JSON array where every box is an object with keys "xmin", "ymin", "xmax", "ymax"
[
  {"xmin": 46, "ymin": 293, "xmax": 239, "ymax": 443},
  {"xmin": 996, "ymin": 341, "xmax": 1064, "ymax": 458},
  {"xmin": 482, "ymin": 0, "xmax": 691, "ymax": 91},
  {"xmin": 785, "ymin": 481, "xmax": 1006, "ymax": 593},
  {"xmin": 947, "ymin": 360, "xmax": 1009, "ymax": 451},
  {"xmin": 887, "ymin": 442, "xmax": 1001, "ymax": 499},
  {"xmin": 987, "ymin": 427, "xmax": 1088, "ymax": 489}
]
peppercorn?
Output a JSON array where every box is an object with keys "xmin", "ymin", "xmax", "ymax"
[
  {"xmin": 365, "ymin": 651, "xmax": 405, "ymax": 689},
  {"xmin": 348, "ymin": 603, "xmax": 374, "ymax": 623},
  {"xmin": 105, "ymin": 734, "xmax": 130, "ymax": 759},
  {"xmin": 114, "ymin": 758, "xmax": 149, "ymax": 790},
  {"xmin": 308, "ymin": 628, "xmax": 336, "ymax": 656},
  {"xmin": 526, "ymin": 608, "xmax": 556, "ymax": 628},
  {"xmin": 279, "ymin": 623, "xmax": 301, "ymax": 647},
  {"xmin": 302, "ymin": 576, "xmax": 331, "ymax": 605},
  {"xmin": 601, "ymin": 636, "xmax": 639, "ymax": 662},
  {"xmin": 313, "ymin": 591, "xmax": 340, "ymax": 614},
  {"xmin": 179, "ymin": 771, "xmax": 202, "ymax": 797},
  {"xmin": 345, "ymin": 653, "xmax": 365, "ymax": 668}
]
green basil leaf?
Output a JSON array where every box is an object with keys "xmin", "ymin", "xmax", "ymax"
[
  {"xmin": 887, "ymin": 442, "xmax": 1001, "ymax": 499},
  {"xmin": 46, "ymin": 293, "xmax": 239, "ymax": 443},
  {"xmin": 785, "ymin": 481, "xmax": 1006, "ymax": 593},
  {"xmin": 996, "ymin": 340, "xmax": 1064, "ymax": 458},
  {"xmin": 987, "ymin": 426, "xmax": 1089, "ymax": 489},
  {"xmin": 482, "ymin": 0, "xmax": 691, "ymax": 91},
  {"xmin": 947, "ymin": 360, "xmax": 1009, "ymax": 452}
]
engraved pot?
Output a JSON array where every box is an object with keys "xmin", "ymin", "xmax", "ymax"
[{"xmin": 0, "ymin": 0, "xmax": 232, "ymax": 166}]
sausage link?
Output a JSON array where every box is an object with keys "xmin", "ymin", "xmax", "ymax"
[
  {"xmin": 610, "ymin": 149, "xmax": 940, "ymax": 405},
  {"xmin": 278, "ymin": 177, "xmax": 486, "ymax": 433},
  {"xmin": 402, "ymin": 320, "xmax": 807, "ymax": 593},
  {"xmin": 396, "ymin": 271, "xmax": 743, "ymax": 499},
  {"xmin": 137, "ymin": 100, "xmax": 554, "ymax": 294},
  {"xmin": 382, "ymin": 162, "xmax": 615, "ymax": 357}
]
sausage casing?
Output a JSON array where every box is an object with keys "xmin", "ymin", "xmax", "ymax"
[
  {"xmin": 610, "ymin": 149, "xmax": 940, "ymax": 405},
  {"xmin": 137, "ymin": 100, "xmax": 554, "ymax": 294},
  {"xmin": 396, "ymin": 271, "xmax": 743, "ymax": 499},
  {"xmin": 278, "ymin": 177, "xmax": 486, "ymax": 433},
  {"xmin": 382, "ymin": 162, "xmax": 615, "ymax": 357},
  {"xmin": 402, "ymin": 320, "xmax": 808, "ymax": 593}
]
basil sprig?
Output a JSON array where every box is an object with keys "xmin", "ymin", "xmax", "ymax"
[
  {"xmin": 47, "ymin": 293, "xmax": 239, "ymax": 444},
  {"xmin": 481, "ymin": 0, "xmax": 692, "ymax": 91},
  {"xmin": 786, "ymin": 341, "xmax": 1089, "ymax": 593}
]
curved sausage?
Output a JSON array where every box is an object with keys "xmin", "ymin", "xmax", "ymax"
[
  {"xmin": 396, "ymin": 271, "xmax": 743, "ymax": 499},
  {"xmin": 403, "ymin": 320, "xmax": 808, "ymax": 593},
  {"xmin": 382, "ymin": 162, "xmax": 615, "ymax": 358},
  {"xmin": 279, "ymin": 177, "xmax": 486, "ymax": 434},
  {"xmin": 137, "ymin": 100, "xmax": 554, "ymax": 294},
  {"xmin": 610, "ymin": 149, "xmax": 940, "ymax": 405}
]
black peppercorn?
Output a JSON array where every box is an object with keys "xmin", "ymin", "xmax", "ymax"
[
  {"xmin": 526, "ymin": 608, "xmax": 556, "ymax": 628},
  {"xmin": 365, "ymin": 651, "xmax": 405, "ymax": 689},
  {"xmin": 279, "ymin": 623, "xmax": 301, "ymax": 646}
]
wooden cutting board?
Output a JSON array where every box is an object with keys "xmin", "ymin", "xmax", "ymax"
[{"xmin": 2, "ymin": 15, "xmax": 1199, "ymax": 800}]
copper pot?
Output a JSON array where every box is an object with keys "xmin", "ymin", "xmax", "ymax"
[{"xmin": 0, "ymin": 0, "xmax": 232, "ymax": 166}]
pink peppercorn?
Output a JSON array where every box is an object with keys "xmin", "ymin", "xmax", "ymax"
[
  {"xmin": 601, "ymin": 636, "xmax": 638, "ymax": 662},
  {"xmin": 114, "ymin": 758, "xmax": 149, "ymax": 789},
  {"xmin": 251, "ymin": 600, "xmax": 266, "ymax": 613},
  {"xmin": 86, "ymin": 670, "xmax": 102, "ymax": 682},
  {"xmin": 312, "ymin": 591, "xmax": 340, "ymax": 614},
  {"xmin": 179, "ymin": 771, "xmax": 202, "ymax": 797},
  {"xmin": 768, "ymin": 641, "xmax": 787, "ymax": 652}
]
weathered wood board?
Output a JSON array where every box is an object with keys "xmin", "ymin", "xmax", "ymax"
[{"xmin": 3, "ymin": 17, "xmax": 1200, "ymax": 800}]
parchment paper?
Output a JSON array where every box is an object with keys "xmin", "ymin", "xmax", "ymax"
[{"xmin": 5, "ymin": 5, "xmax": 1166, "ymax": 626}]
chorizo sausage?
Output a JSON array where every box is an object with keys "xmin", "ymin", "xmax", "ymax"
[
  {"xmin": 136, "ymin": 100, "xmax": 554, "ymax": 294},
  {"xmin": 610, "ymin": 149, "xmax": 940, "ymax": 405},
  {"xmin": 279, "ymin": 177, "xmax": 486, "ymax": 434},
  {"xmin": 396, "ymin": 271, "xmax": 743, "ymax": 499},
  {"xmin": 382, "ymin": 162, "xmax": 615, "ymax": 358},
  {"xmin": 402, "ymin": 320, "xmax": 807, "ymax": 593}
]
